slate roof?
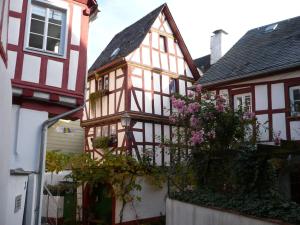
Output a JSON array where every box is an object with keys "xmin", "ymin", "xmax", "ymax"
[
  {"xmin": 89, "ymin": 4, "xmax": 165, "ymax": 73},
  {"xmin": 198, "ymin": 16, "xmax": 300, "ymax": 86},
  {"xmin": 194, "ymin": 54, "xmax": 211, "ymax": 73}
]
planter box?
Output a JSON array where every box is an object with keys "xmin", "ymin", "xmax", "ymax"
[{"xmin": 166, "ymin": 198, "xmax": 288, "ymax": 225}]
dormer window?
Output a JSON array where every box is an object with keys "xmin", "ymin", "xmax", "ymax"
[
  {"xmin": 159, "ymin": 35, "xmax": 167, "ymax": 52},
  {"xmin": 26, "ymin": 1, "xmax": 67, "ymax": 57}
]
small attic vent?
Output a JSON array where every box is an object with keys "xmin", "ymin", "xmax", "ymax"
[
  {"xmin": 265, "ymin": 23, "xmax": 278, "ymax": 33},
  {"xmin": 110, "ymin": 48, "xmax": 120, "ymax": 58}
]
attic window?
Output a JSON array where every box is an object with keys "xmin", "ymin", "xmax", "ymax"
[
  {"xmin": 264, "ymin": 23, "xmax": 278, "ymax": 33},
  {"xmin": 110, "ymin": 48, "xmax": 120, "ymax": 58}
]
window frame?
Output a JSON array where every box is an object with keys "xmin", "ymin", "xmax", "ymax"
[
  {"xmin": 233, "ymin": 93, "xmax": 252, "ymax": 112},
  {"xmin": 289, "ymin": 85, "xmax": 300, "ymax": 116},
  {"xmin": 159, "ymin": 35, "xmax": 168, "ymax": 53},
  {"xmin": 24, "ymin": 0, "xmax": 69, "ymax": 58}
]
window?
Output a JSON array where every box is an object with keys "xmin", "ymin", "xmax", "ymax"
[
  {"xmin": 104, "ymin": 75, "xmax": 109, "ymax": 90},
  {"xmin": 169, "ymin": 79, "xmax": 177, "ymax": 94},
  {"xmin": 26, "ymin": 1, "xmax": 67, "ymax": 56},
  {"xmin": 159, "ymin": 35, "xmax": 167, "ymax": 52},
  {"xmin": 290, "ymin": 86, "xmax": 300, "ymax": 116},
  {"xmin": 234, "ymin": 93, "xmax": 252, "ymax": 112}
]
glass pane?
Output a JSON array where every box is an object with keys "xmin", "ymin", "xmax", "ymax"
[
  {"xmin": 32, "ymin": 5, "xmax": 46, "ymax": 21},
  {"xmin": 237, "ymin": 97, "xmax": 243, "ymax": 107},
  {"xmin": 48, "ymin": 9, "xmax": 63, "ymax": 25},
  {"xmin": 294, "ymin": 101, "xmax": 300, "ymax": 112},
  {"xmin": 104, "ymin": 76, "xmax": 109, "ymax": 89},
  {"xmin": 46, "ymin": 37, "xmax": 60, "ymax": 53},
  {"xmin": 29, "ymin": 33, "xmax": 43, "ymax": 49},
  {"xmin": 293, "ymin": 89, "xmax": 300, "ymax": 100},
  {"xmin": 110, "ymin": 125, "xmax": 116, "ymax": 135},
  {"xmin": 48, "ymin": 23, "xmax": 61, "ymax": 39},
  {"xmin": 160, "ymin": 36, "xmax": 166, "ymax": 52},
  {"xmin": 30, "ymin": 19, "xmax": 45, "ymax": 35},
  {"xmin": 102, "ymin": 126, "xmax": 108, "ymax": 137}
]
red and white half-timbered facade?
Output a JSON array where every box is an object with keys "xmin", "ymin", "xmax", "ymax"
[
  {"xmin": 82, "ymin": 4, "xmax": 199, "ymax": 224},
  {"xmin": 198, "ymin": 17, "xmax": 300, "ymax": 144}
]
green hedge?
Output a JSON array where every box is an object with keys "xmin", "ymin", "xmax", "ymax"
[{"xmin": 171, "ymin": 189, "xmax": 300, "ymax": 224}]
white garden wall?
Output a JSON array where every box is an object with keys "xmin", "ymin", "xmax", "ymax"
[{"xmin": 166, "ymin": 198, "xmax": 280, "ymax": 225}]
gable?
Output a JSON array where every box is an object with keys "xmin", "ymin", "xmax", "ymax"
[
  {"xmin": 126, "ymin": 10, "xmax": 198, "ymax": 79},
  {"xmin": 89, "ymin": 4, "xmax": 200, "ymax": 80}
]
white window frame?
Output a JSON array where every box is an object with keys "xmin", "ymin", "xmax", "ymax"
[
  {"xmin": 234, "ymin": 93, "xmax": 252, "ymax": 112},
  {"xmin": 24, "ymin": 0, "xmax": 69, "ymax": 58},
  {"xmin": 290, "ymin": 85, "xmax": 300, "ymax": 116}
]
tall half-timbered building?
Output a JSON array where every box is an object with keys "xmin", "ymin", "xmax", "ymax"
[
  {"xmin": 0, "ymin": 1, "xmax": 98, "ymax": 225},
  {"xmin": 82, "ymin": 3, "xmax": 200, "ymax": 224}
]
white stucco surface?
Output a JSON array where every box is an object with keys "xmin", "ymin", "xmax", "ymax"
[
  {"xmin": 115, "ymin": 178, "xmax": 167, "ymax": 223},
  {"xmin": 8, "ymin": 17, "xmax": 20, "ymax": 45},
  {"xmin": 9, "ymin": 0, "xmax": 23, "ymax": 12},
  {"xmin": 166, "ymin": 199, "xmax": 278, "ymax": 225},
  {"xmin": 46, "ymin": 60, "xmax": 64, "ymax": 88},
  {"xmin": 71, "ymin": 5, "xmax": 82, "ymax": 46},
  {"xmin": 272, "ymin": 113, "xmax": 287, "ymax": 140},
  {"xmin": 271, "ymin": 83, "xmax": 285, "ymax": 109},
  {"xmin": 68, "ymin": 50, "xmax": 79, "ymax": 90},
  {"xmin": 11, "ymin": 107, "xmax": 48, "ymax": 171},
  {"xmin": 22, "ymin": 54, "xmax": 41, "ymax": 83},
  {"xmin": 290, "ymin": 121, "xmax": 300, "ymax": 140},
  {"xmin": 0, "ymin": 55, "xmax": 12, "ymax": 225},
  {"xmin": 255, "ymin": 85, "xmax": 268, "ymax": 111}
]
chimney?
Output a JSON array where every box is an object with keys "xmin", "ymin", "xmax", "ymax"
[{"xmin": 210, "ymin": 29, "xmax": 228, "ymax": 65}]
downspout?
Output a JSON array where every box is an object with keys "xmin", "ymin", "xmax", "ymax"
[{"xmin": 34, "ymin": 83, "xmax": 87, "ymax": 225}]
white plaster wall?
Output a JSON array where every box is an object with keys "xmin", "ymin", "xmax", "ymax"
[
  {"xmin": 68, "ymin": 50, "xmax": 79, "ymax": 90},
  {"xmin": 255, "ymin": 85, "xmax": 268, "ymax": 111},
  {"xmin": 132, "ymin": 76, "xmax": 142, "ymax": 88},
  {"xmin": 22, "ymin": 54, "xmax": 41, "ymax": 83},
  {"xmin": 133, "ymin": 131, "xmax": 143, "ymax": 142},
  {"xmin": 1, "ymin": 0, "xmax": 8, "ymax": 51},
  {"xmin": 145, "ymin": 92, "xmax": 152, "ymax": 113},
  {"xmin": 152, "ymin": 50, "xmax": 160, "ymax": 68},
  {"xmin": 271, "ymin": 83, "xmax": 285, "ymax": 109},
  {"xmin": 153, "ymin": 73, "xmax": 160, "ymax": 92},
  {"xmin": 115, "ymin": 178, "xmax": 167, "ymax": 223},
  {"xmin": 25, "ymin": 174, "xmax": 38, "ymax": 225},
  {"xmin": 272, "ymin": 113, "xmax": 286, "ymax": 140},
  {"xmin": 8, "ymin": 17, "xmax": 20, "ymax": 45},
  {"xmin": 161, "ymin": 53, "xmax": 168, "ymax": 70},
  {"xmin": 10, "ymin": 0, "xmax": 23, "ymax": 12},
  {"xmin": 185, "ymin": 63, "xmax": 193, "ymax": 78},
  {"xmin": 167, "ymin": 37, "xmax": 175, "ymax": 54},
  {"xmin": 142, "ymin": 47, "xmax": 151, "ymax": 65},
  {"xmin": 71, "ymin": 5, "xmax": 82, "ymax": 46},
  {"xmin": 102, "ymin": 95, "xmax": 108, "ymax": 116},
  {"xmin": 46, "ymin": 60, "xmax": 63, "ymax": 88},
  {"xmin": 7, "ymin": 50, "xmax": 17, "ymax": 78},
  {"xmin": 290, "ymin": 121, "xmax": 300, "ymax": 140},
  {"xmin": 154, "ymin": 94, "xmax": 161, "ymax": 115},
  {"xmin": 109, "ymin": 71, "xmax": 115, "ymax": 91},
  {"xmin": 0, "ymin": 54, "xmax": 12, "ymax": 225},
  {"xmin": 145, "ymin": 123, "xmax": 153, "ymax": 142},
  {"xmin": 118, "ymin": 131, "xmax": 125, "ymax": 147},
  {"xmin": 11, "ymin": 107, "xmax": 48, "ymax": 171},
  {"xmin": 116, "ymin": 76, "xmax": 124, "ymax": 89},
  {"xmin": 6, "ymin": 176, "xmax": 28, "ymax": 225},
  {"xmin": 162, "ymin": 75, "xmax": 170, "ymax": 94},
  {"xmin": 177, "ymin": 58, "xmax": 184, "ymax": 75},
  {"xmin": 166, "ymin": 199, "xmax": 278, "ymax": 225},
  {"xmin": 256, "ymin": 114, "xmax": 269, "ymax": 141},
  {"xmin": 131, "ymin": 49, "xmax": 140, "ymax": 63},
  {"xmin": 144, "ymin": 70, "xmax": 152, "ymax": 90},
  {"xmin": 169, "ymin": 55, "xmax": 176, "ymax": 73},
  {"xmin": 109, "ymin": 93, "xmax": 115, "ymax": 114},
  {"xmin": 152, "ymin": 32, "xmax": 159, "ymax": 49},
  {"xmin": 119, "ymin": 91, "xmax": 125, "ymax": 112}
]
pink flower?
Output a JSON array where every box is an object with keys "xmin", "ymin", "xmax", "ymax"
[
  {"xmin": 187, "ymin": 102, "xmax": 200, "ymax": 113},
  {"xmin": 195, "ymin": 84, "xmax": 202, "ymax": 93},
  {"xmin": 190, "ymin": 130, "xmax": 204, "ymax": 145},
  {"xmin": 190, "ymin": 115, "xmax": 200, "ymax": 128}
]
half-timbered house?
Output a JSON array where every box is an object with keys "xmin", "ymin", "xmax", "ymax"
[
  {"xmin": 82, "ymin": 3, "xmax": 200, "ymax": 224},
  {"xmin": 196, "ymin": 16, "xmax": 300, "ymax": 203},
  {"xmin": 0, "ymin": 1, "xmax": 98, "ymax": 225}
]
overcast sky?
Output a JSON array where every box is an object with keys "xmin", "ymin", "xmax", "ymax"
[{"xmin": 87, "ymin": 0, "xmax": 300, "ymax": 67}]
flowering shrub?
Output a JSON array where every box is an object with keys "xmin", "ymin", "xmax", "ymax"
[{"xmin": 169, "ymin": 84, "xmax": 257, "ymax": 150}]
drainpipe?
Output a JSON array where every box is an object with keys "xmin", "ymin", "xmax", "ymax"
[{"xmin": 34, "ymin": 87, "xmax": 87, "ymax": 225}]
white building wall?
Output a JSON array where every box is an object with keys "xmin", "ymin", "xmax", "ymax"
[
  {"xmin": 11, "ymin": 107, "xmax": 48, "ymax": 171},
  {"xmin": 255, "ymin": 85, "xmax": 268, "ymax": 111},
  {"xmin": 115, "ymin": 178, "xmax": 167, "ymax": 223},
  {"xmin": 0, "ymin": 52, "xmax": 12, "ymax": 225}
]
